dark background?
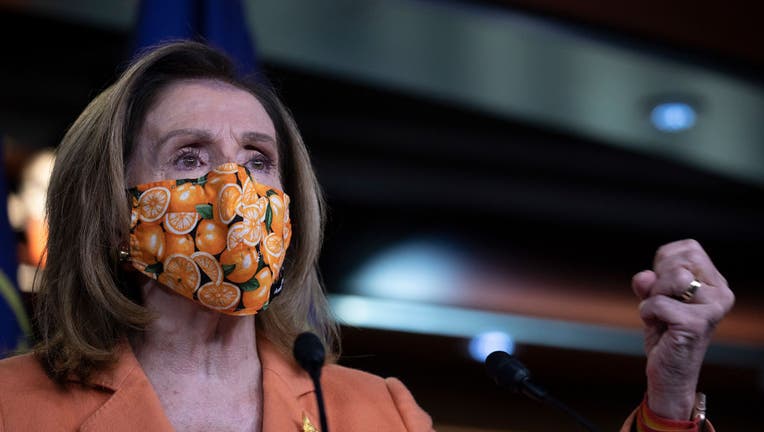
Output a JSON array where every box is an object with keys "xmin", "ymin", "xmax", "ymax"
[{"xmin": 1, "ymin": 1, "xmax": 762, "ymax": 430}]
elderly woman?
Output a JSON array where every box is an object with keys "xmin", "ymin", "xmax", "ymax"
[{"xmin": 0, "ymin": 42, "xmax": 733, "ymax": 432}]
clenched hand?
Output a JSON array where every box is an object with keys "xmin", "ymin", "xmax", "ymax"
[{"xmin": 631, "ymin": 239, "xmax": 735, "ymax": 420}]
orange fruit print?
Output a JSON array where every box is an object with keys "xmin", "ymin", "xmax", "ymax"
[
  {"xmin": 195, "ymin": 219, "xmax": 227, "ymax": 255},
  {"xmin": 137, "ymin": 187, "xmax": 170, "ymax": 223},
  {"xmin": 198, "ymin": 282, "xmax": 241, "ymax": 310},
  {"xmin": 262, "ymin": 233, "xmax": 284, "ymax": 274},
  {"xmin": 165, "ymin": 233, "xmax": 195, "ymax": 256},
  {"xmin": 191, "ymin": 251, "xmax": 223, "ymax": 285},
  {"xmin": 168, "ymin": 182, "xmax": 206, "ymax": 212},
  {"xmin": 130, "ymin": 223, "xmax": 166, "ymax": 264},
  {"xmin": 165, "ymin": 211, "xmax": 200, "ymax": 235},
  {"xmin": 158, "ymin": 254, "xmax": 200, "ymax": 297},
  {"xmin": 204, "ymin": 172, "xmax": 237, "ymax": 204},
  {"xmin": 219, "ymin": 246, "xmax": 259, "ymax": 284},
  {"xmin": 218, "ymin": 184, "xmax": 242, "ymax": 224},
  {"xmin": 242, "ymin": 267, "xmax": 273, "ymax": 310},
  {"xmin": 268, "ymin": 195, "xmax": 284, "ymax": 227},
  {"xmin": 128, "ymin": 163, "xmax": 293, "ymax": 315}
]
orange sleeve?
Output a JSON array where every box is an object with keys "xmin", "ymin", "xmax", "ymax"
[
  {"xmin": 621, "ymin": 398, "xmax": 715, "ymax": 432},
  {"xmin": 385, "ymin": 377, "xmax": 435, "ymax": 432}
]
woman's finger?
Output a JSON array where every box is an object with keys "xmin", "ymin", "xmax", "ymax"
[
  {"xmin": 653, "ymin": 239, "xmax": 726, "ymax": 288},
  {"xmin": 649, "ymin": 264, "xmax": 713, "ymax": 304},
  {"xmin": 632, "ymin": 270, "xmax": 656, "ymax": 300},
  {"xmin": 638, "ymin": 295, "xmax": 710, "ymax": 336},
  {"xmin": 651, "ymin": 240, "xmax": 732, "ymax": 307}
]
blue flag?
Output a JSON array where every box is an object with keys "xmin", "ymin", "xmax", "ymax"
[
  {"xmin": 132, "ymin": 0, "xmax": 258, "ymax": 76},
  {"xmin": 0, "ymin": 135, "xmax": 30, "ymax": 356}
]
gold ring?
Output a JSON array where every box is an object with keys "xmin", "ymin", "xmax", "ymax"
[{"xmin": 681, "ymin": 279, "xmax": 702, "ymax": 302}]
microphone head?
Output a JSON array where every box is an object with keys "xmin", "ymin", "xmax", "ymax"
[
  {"xmin": 485, "ymin": 350, "xmax": 530, "ymax": 392},
  {"xmin": 293, "ymin": 332, "xmax": 326, "ymax": 378}
]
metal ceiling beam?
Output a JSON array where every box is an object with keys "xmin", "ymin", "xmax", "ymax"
[
  {"xmin": 10, "ymin": 0, "xmax": 764, "ymax": 185},
  {"xmin": 245, "ymin": 0, "xmax": 764, "ymax": 186},
  {"xmin": 329, "ymin": 294, "xmax": 764, "ymax": 368}
]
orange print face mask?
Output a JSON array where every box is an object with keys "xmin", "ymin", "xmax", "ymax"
[{"xmin": 127, "ymin": 163, "xmax": 292, "ymax": 316}]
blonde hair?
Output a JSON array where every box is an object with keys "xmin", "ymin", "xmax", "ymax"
[{"xmin": 35, "ymin": 41, "xmax": 338, "ymax": 383}]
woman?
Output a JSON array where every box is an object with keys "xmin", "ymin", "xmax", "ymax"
[{"xmin": 0, "ymin": 41, "xmax": 733, "ymax": 431}]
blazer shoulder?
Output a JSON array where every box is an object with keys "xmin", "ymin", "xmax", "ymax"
[
  {"xmin": 0, "ymin": 353, "xmax": 111, "ymax": 431},
  {"xmin": 321, "ymin": 364, "xmax": 434, "ymax": 431},
  {"xmin": 0, "ymin": 354, "xmax": 59, "ymax": 429},
  {"xmin": 0, "ymin": 352, "xmax": 52, "ymax": 391},
  {"xmin": 322, "ymin": 363, "xmax": 388, "ymax": 390}
]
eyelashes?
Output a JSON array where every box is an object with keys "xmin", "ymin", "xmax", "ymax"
[
  {"xmin": 245, "ymin": 154, "xmax": 275, "ymax": 173},
  {"xmin": 170, "ymin": 147, "xmax": 275, "ymax": 173},
  {"xmin": 171, "ymin": 147, "xmax": 207, "ymax": 170}
]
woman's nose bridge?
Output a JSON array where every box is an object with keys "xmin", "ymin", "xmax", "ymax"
[{"xmin": 213, "ymin": 133, "xmax": 242, "ymax": 164}]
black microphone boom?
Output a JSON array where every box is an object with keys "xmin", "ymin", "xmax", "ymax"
[
  {"xmin": 485, "ymin": 351, "xmax": 600, "ymax": 432},
  {"xmin": 294, "ymin": 332, "xmax": 326, "ymax": 380},
  {"xmin": 293, "ymin": 332, "xmax": 330, "ymax": 432}
]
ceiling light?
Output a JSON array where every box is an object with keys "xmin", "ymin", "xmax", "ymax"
[
  {"xmin": 345, "ymin": 239, "xmax": 462, "ymax": 301},
  {"xmin": 469, "ymin": 331, "xmax": 515, "ymax": 362},
  {"xmin": 650, "ymin": 102, "xmax": 696, "ymax": 133}
]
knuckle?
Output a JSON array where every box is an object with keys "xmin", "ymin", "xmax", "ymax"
[
  {"xmin": 650, "ymin": 295, "xmax": 666, "ymax": 308},
  {"xmin": 653, "ymin": 295, "xmax": 674, "ymax": 313},
  {"xmin": 683, "ymin": 238, "xmax": 702, "ymax": 250},
  {"xmin": 668, "ymin": 329, "xmax": 701, "ymax": 349},
  {"xmin": 722, "ymin": 289, "xmax": 736, "ymax": 311},
  {"xmin": 689, "ymin": 315, "xmax": 713, "ymax": 337},
  {"xmin": 639, "ymin": 298, "xmax": 661, "ymax": 319},
  {"xmin": 686, "ymin": 250, "xmax": 706, "ymax": 265},
  {"xmin": 674, "ymin": 265, "xmax": 693, "ymax": 280},
  {"xmin": 707, "ymin": 303, "xmax": 725, "ymax": 320},
  {"xmin": 655, "ymin": 245, "xmax": 671, "ymax": 261},
  {"xmin": 662, "ymin": 264, "xmax": 691, "ymax": 285}
]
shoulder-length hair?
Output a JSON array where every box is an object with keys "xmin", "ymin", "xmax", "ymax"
[{"xmin": 35, "ymin": 41, "xmax": 338, "ymax": 383}]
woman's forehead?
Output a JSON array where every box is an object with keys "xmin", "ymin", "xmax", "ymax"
[{"xmin": 142, "ymin": 78, "xmax": 276, "ymax": 138}]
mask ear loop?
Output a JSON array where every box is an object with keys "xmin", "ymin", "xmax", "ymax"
[
  {"xmin": 117, "ymin": 239, "xmax": 131, "ymax": 264},
  {"xmin": 116, "ymin": 239, "xmax": 137, "ymax": 275},
  {"xmin": 271, "ymin": 265, "xmax": 286, "ymax": 297},
  {"xmin": 115, "ymin": 240, "xmax": 145, "ymax": 306}
]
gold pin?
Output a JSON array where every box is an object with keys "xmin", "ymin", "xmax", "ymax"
[{"xmin": 302, "ymin": 412, "xmax": 319, "ymax": 432}]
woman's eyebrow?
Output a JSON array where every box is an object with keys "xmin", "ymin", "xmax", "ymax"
[
  {"xmin": 241, "ymin": 131, "xmax": 276, "ymax": 147},
  {"xmin": 156, "ymin": 128, "xmax": 214, "ymax": 147}
]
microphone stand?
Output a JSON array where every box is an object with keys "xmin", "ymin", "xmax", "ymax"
[
  {"xmin": 294, "ymin": 332, "xmax": 330, "ymax": 432},
  {"xmin": 309, "ymin": 370, "xmax": 329, "ymax": 432},
  {"xmin": 486, "ymin": 351, "xmax": 600, "ymax": 432},
  {"xmin": 544, "ymin": 393, "xmax": 600, "ymax": 432}
]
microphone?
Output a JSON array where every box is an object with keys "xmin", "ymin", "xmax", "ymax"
[
  {"xmin": 293, "ymin": 332, "xmax": 329, "ymax": 432},
  {"xmin": 485, "ymin": 351, "xmax": 600, "ymax": 432}
]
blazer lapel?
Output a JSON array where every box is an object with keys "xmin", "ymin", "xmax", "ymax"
[
  {"xmin": 76, "ymin": 336, "xmax": 312, "ymax": 432},
  {"xmin": 258, "ymin": 336, "xmax": 318, "ymax": 432},
  {"xmin": 77, "ymin": 343, "xmax": 174, "ymax": 432}
]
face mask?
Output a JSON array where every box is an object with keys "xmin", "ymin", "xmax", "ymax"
[{"xmin": 127, "ymin": 163, "xmax": 292, "ymax": 316}]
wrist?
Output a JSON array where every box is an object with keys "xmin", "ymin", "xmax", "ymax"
[
  {"xmin": 638, "ymin": 393, "xmax": 707, "ymax": 432},
  {"xmin": 646, "ymin": 388, "xmax": 695, "ymax": 420},
  {"xmin": 633, "ymin": 395, "xmax": 705, "ymax": 432}
]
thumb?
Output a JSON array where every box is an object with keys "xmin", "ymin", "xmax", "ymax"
[{"xmin": 632, "ymin": 270, "xmax": 656, "ymax": 300}]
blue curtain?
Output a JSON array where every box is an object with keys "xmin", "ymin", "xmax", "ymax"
[
  {"xmin": 132, "ymin": 0, "xmax": 259, "ymax": 77},
  {"xmin": 0, "ymin": 135, "xmax": 29, "ymax": 356}
]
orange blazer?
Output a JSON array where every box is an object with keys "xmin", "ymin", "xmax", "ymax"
[
  {"xmin": 0, "ymin": 337, "xmax": 433, "ymax": 431},
  {"xmin": 0, "ymin": 338, "xmax": 711, "ymax": 432}
]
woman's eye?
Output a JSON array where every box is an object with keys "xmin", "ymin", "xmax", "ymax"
[
  {"xmin": 181, "ymin": 154, "xmax": 199, "ymax": 168},
  {"xmin": 247, "ymin": 156, "xmax": 270, "ymax": 172},
  {"xmin": 173, "ymin": 150, "xmax": 204, "ymax": 170}
]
